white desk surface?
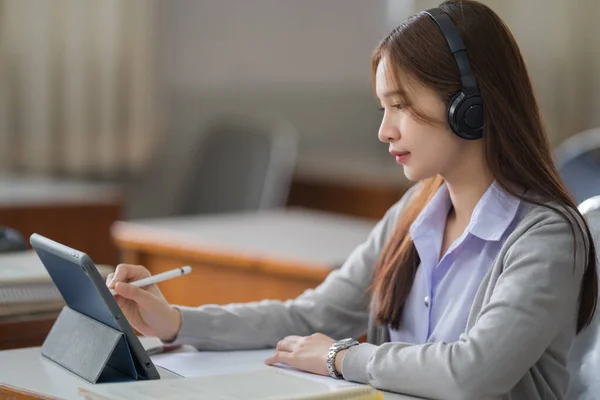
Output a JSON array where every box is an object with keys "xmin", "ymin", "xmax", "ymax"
[
  {"xmin": 114, "ymin": 208, "xmax": 378, "ymax": 269},
  {"xmin": 0, "ymin": 174, "xmax": 121, "ymax": 207},
  {"xmin": 0, "ymin": 337, "xmax": 421, "ymax": 400}
]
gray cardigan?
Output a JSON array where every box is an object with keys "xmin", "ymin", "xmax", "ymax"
[{"xmin": 170, "ymin": 188, "xmax": 588, "ymax": 400}]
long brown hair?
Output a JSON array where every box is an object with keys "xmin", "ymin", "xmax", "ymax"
[{"xmin": 371, "ymin": 0, "xmax": 598, "ymax": 333}]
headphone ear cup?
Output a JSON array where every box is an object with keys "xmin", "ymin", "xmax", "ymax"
[{"xmin": 447, "ymin": 92, "xmax": 484, "ymax": 140}]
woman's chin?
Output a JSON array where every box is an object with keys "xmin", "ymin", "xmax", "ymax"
[
  {"xmin": 402, "ymin": 166, "xmax": 421, "ymax": 182},
  {"xmin": 403, "ymin": 166, "xmax": 435, "ymax": 182}
]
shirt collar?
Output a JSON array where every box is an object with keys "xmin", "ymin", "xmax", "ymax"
[
  {"xmin": 409, "ymin": 181, "xmax": 521, "ymax": 242},
  {"xmin": 467, "ymin": 181, "xmax": 521, "ymax": 241},
  {"xmin": 409, "ymin": 183, "xmax": 452, "ymax": 241}
]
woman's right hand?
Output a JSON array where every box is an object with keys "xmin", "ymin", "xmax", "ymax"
[{"xmin": 106, "ymin": 264, "xmax": 182, "ymax": 341}]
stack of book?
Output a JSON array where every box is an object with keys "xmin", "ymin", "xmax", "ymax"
[{"xmin": 0, "ymin": 250, "xmax": 112, "ymax": 317}]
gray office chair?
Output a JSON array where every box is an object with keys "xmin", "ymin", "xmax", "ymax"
[
  {"xmin": 125, "ymin": 112, "xmax": 297, "ymax": 219},
  {"xmin": 0, "ymin": 227, "xmax": 28, "ymax": 253},
  {"xmin": 555, "ymin": 128, "xmax": 600, "ymax": 204},
  {"xmin": 566, "ymin": 195, "xmax": 600, "ymax": 400},
  {"xmin": 175, "ymin": 112, "xmax": 298, "ymax": 215}
]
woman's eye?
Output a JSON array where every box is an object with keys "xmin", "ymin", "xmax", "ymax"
[{"xmin": 378, "ymin": 105, "xmax": 405, "ymax": 113}]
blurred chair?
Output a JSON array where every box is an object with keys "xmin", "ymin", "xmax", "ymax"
[
  {"xmin": 126, "ymin": 112, "xmax": 297, "ymax": 218},
  {"xmin": 555, "ymin": 128, "xmax": 600, "ymax": 204},
  {"xmin": 566, "ymin": 195, "xmax": 600, "ymax": 400},
  {"xmin": 0, "ymin": 227, "xmax": 28, "ymax": 253}
]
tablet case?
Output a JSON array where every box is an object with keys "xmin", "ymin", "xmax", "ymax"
[{"xmin": 41, "ymin": 306, "xmax": 138, "ymax": 383}]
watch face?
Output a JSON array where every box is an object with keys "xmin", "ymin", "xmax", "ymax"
[{"xmin": 334, "ymin": 338, "xmax": 357, "ymax": 349}]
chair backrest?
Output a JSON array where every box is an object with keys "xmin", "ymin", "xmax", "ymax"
[
  {"xmin": 175, "ymin": 112, "xmax": 298, "ymax": 215},
  {"xmin": 0, "ymin": 227, "xmax": 28, "ymax": 253},
  {"xmin": 555, "ymin": 128, "xmax": 600, "ymax": 204},
  {"xmin": 566, "ymin": 195, "xmax": 600, "ymax": 399},
  {"xmin": 124, "ymin": 112, "xmax": 297, "ymax": 219}
]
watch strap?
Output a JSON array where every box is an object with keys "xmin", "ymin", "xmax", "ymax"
[{"xmin": 326, "ymin": 338, "xmax": 359, "ymax": 379}]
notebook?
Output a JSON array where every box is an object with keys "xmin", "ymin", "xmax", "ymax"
[{"xmin": 78, "ymin": 368, "xmax": 383, "ymax": 400}]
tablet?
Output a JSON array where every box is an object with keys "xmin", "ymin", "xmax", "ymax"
[{"xmin": 30, "ymin": 233, "xmax": 160, "ymax": 381}]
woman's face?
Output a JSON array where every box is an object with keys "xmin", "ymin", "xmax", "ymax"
[{"xmin": 376, "ymin": 59, "xmax": 470, "ymax": 182}]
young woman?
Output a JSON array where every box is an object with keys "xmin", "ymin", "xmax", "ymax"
[{"xmin": 107, "ymin": 1, "xmax": 598, "ymax": 399}]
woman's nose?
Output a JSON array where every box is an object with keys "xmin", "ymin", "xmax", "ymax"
[{"xmin": 378, "ymin": 117, "xmax": 400, "ymax": 143}]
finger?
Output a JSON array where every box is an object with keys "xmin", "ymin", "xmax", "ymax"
[
  {"xmin": 113, "ymin": 294, "xmax": 128, "ymax": 309},
  {"xmin": 114, "ymin": 282, "xmax": 156, "ymax": 308},
  {"xmin": 264, "ymin": 351, "xmax": 293, "ymax": 366},
  {"xmin": 112, "ymin": 264, "xmax": 150, "ymax": 286},
  {"xmin": 106, "ymin": 272, "xmax": 115, "ymax": 286}
]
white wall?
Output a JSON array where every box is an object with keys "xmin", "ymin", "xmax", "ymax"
[
  {"xmin": 157, "ymin": 0, "xmax": 394, "ymax": 91},
  {"xmin": 155, "ymin": 0, "xmax": 600, "ymax": 173}
]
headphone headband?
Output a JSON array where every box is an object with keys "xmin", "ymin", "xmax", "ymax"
[
  {"xmin": 421, "ymin": 8, "xmax": 478, "ymax": 93},
  {"xmin": 419, "ymin": 7, "xmax": 484, "ymax": 140}
]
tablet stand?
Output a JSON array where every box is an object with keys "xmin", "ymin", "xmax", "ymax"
[{"xmin": 41, "ymin": 306, "xmax": 138, "ymax": 383}]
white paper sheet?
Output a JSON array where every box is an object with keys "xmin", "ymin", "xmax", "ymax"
[
  {"xmin": 151, "ymin": 348, "xmax": 273, "ymax": 377},
  {"xmin": 150, "ymin": 348, "xmax": 359, "ymax": 388}
]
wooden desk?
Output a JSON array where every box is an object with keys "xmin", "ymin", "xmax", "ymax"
[
  {"xmin": 0, "ymin": 339, "xmax": 419, "ymax": 400},
  {"xmin": 289, "ymin": 177, "xmax": 406, "ymax": 220},
  {"xmin": 111, "ymin": 208, "xmax": 377, "ymax": 307},
  {"xmin": 289, "ymin": 153, "xmax": 410, "ymax": 220},
  {"xmin": 0, "ymin": 175, "xmax": 122, "ymax": 265},
  {"xmin": 0, "ymin": 312, "xmax": 59, "ymax": 351}
]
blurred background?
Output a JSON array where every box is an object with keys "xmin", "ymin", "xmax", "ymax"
[
  {"xmin": 0, "ymin": 0, "xmax": 599, "ymax": 351},
  {"xmin": 1, "ymin": 0, "xmax": 599, "ymax": 219}
]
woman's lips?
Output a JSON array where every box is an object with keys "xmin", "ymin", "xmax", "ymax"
[{"xmin": 390, "ymin": 151, "xmax": 411, "ymax": 164}]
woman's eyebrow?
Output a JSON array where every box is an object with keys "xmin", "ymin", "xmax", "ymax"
[{"xmin": 381, "ymin": 90, "xmax": 403, "ymax": 98}]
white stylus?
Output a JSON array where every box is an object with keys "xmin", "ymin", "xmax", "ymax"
[{"xmin": 109, "ymin": 265, "xmax": 192, "ymax": 295}]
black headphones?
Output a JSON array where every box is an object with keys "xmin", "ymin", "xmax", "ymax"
[{"xmin": 421, "ymin": 8, "xmax": 484, "ymax": 140}]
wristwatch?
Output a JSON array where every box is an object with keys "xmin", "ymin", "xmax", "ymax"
[{"xmin": 326, "ymin": 338, "xmax": 359, "ymax": 379}]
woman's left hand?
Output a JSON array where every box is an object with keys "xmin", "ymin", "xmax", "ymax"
[{"xmin": 265, "ymin": 333, "xmax": 344, "ymax": 376}]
